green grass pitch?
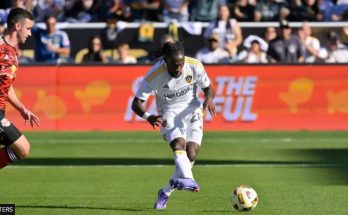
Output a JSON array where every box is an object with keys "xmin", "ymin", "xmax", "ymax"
[{"xmin": 1, "ymin": 131, "xmax": 348, "ymax": 215}]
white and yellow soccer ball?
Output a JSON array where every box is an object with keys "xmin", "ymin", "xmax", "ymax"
[{"xmin": 231, "ymin": 185, "xmax": 258, "ymax": 212}]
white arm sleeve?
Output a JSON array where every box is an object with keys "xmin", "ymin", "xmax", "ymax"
[
  {"xmin": 135, "ymin": 79, "xmax": 153, "ymax": 101},
  {"xmin": 196, "ymin": 63, "xmax": 211, "ymax": 89}
]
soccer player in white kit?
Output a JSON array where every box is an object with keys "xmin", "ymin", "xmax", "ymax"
[{"xmin": 131, "ymin": 41, "xmax": 216, "ymax": 209}]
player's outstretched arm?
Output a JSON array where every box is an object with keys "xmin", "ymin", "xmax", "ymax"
[
  {"xmin": 131, "ymin": 97, "xmax": 163, "ymax": 129},
  {"xmin": 8, "ymin": 85, "xmax": 40, "ymax": 127},
  {"xmin": 202, "ymin": 85, "xmax": 216, "ymax": 117}
]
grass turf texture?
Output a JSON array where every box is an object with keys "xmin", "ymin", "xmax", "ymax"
[{"xmin": 1, "ymin": 131, "xmax": 348, "ymax": 214}]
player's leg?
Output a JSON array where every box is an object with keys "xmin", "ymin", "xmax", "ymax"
[
  {"xmin": 0, "ymin": 118, "xmax": 28, "ymax": 169},
  {"xmin": 170, "ymin": 137, "xmax": 194, "ymax": 179},
  {"xmin": 9, "ymin": 135, "xmax": 30, "ymax": 159},
  {"xmin": 186, "ymin": 141, "xmax": 200, "ymax": 165},
  {"xmin": 155, "ymin": 137, "xmax": 187, "ymax": 209},
  {"xmin": 154, "ymin": 138, "xmax": 199, "ymax": 209},
  {"xmin": 168, "ymin": 137, "xmax": 200, "ymax": 192},
  {"xmin": 186, "ymin": 108, "xmax": 203, "ymax": 166},
  {"xmin": 155, "ymin": 127, "xmax": 196, "ymax": 209},
  {"xmin": 161, "ymin": 141, "xmax": 200, "ymax": 197},
  {"xmin": 169, "ymin": 107, "xmax": 204, "ymax": 190}
]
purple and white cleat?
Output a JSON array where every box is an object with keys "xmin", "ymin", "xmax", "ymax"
[
  {"xmin": 170, "ymin": 178, "xmax": 200, "ymax": 192},
  {"xmin": 154, "ymin": 189, "xmax": 169, "ymax": 209}
]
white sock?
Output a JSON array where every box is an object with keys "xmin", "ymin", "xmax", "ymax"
[
  {"xmin": 162, "ymin": 157, "xmax": 195, "ymax": 197},
  {"xmin": 162, "ymin": 169, "xmax": 179, "ymax": 196},
  {"xmin": 174, "ymin": 150, "xmax": 193, "ymax": 179}
]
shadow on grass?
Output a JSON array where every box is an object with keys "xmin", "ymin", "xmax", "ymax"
[
  {"xmin": 13, "ymin": 157, "xmax": 337, "ymax": 166},
  {"xmin": 198, "ymin": 209, "xmax": 236, "ymax": 213},
  {"xmin": 290, "ymin": 149, "xmax": 348, "ymax": 165},
  {"xmin": 16, "ymin": 204, "xmax": 152, "ymax": 212},
  {"xmin": 286, "ymin": 148, "xmax": 348, "ymax": 184}
]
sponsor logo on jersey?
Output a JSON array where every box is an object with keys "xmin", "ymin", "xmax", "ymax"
[
  {"xmin": 164, "ymin": 86, "xmax": 192, "ymax": 100},
  {"xmin": 1, "ymin": 118, "xmax": 11, "ymax": 127}
]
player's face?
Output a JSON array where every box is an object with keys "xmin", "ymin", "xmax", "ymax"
[
  {"xmin": 17, "ymin": 18, "xmax": 34, "ymax": 44},
  {"xmin": 45, "ymin": 17, "xmax": 56, "ymax": 34},
  {"xmin": 165, "ymin": 52, "xmax": 185, "ymax": 78}
]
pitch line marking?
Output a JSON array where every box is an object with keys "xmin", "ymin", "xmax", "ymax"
[
  {"xmin": 31, "ymin": 137, "xmax": 348, "ymax": 144},
  {"xmin": 8, "ymin": 163, "xmax": 348, "ymax": 169}
]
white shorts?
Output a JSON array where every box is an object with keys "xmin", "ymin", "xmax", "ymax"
[{"xmin": 160, "ymin": 107, "xmax": 204, "ymax": 145}]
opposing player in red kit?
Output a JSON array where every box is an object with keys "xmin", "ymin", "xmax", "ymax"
[{"xmin": 0, "ymin": 8, "xmax": 40, "ymax": 169}]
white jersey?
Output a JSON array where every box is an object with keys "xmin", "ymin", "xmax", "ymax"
[{"xmin": 136, "ymin": 56, "xmax": 211, "ymax": 115}]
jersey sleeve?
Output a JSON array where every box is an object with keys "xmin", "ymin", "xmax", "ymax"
[
  {"xmin": 196, "ymin": 62, "xmax": 211, "ymax": 89},
  {"xmin": 135, "ymin": 78, "xmax": 153, "ymax": 101},
  {"xmin": 61, "ymin": 31, "xmax": 71, "ymax": 48}
]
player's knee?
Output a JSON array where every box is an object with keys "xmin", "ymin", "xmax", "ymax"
[
  {"xmin": 16, "ymin": 144, "xmax": 30, "ymax": 159},
  {"xmin": 170, "ymin": 138, "xmax": 186, "ymax": 151},
  {"xmin": 11, "ymin": 136, "xmax": 31, "ymax": 159}
]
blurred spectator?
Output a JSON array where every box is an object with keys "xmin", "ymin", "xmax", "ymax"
[
  {"xmin": 189, "ymin": 0, "xmax": 221, "ymax": 22},
  {"xmin": 72, "ymin": 0, "xmax": 96, "ymax": 22},
  {"xmin": 203, "ymin": 4, "xmax": 243, "ymax": 60},
  {"xmin": 318, "ymin": 0, "xmax": 348, "ymax": 21},
  {"xmin": 298, "ymin": 22, "xmax": 320, "ymax": 63},
  {"xmin": 162, "ymin": 0, "xmax": 189, "ymax": 23},
  {"xmin": 32, "ymin": 0, "xmax": 57, "ymax": 22},
  {"xmin": 61, "ymin": 0, "xmax": 104, "ymax": 22},
  {"xmin": 57, "ymin": 0, "xmax": 78, "ymax": 22},
  {"xmin": 82, "ymin": 36, "xmax": 109, "ymax": 63},
  {"xmin": 138, "ymin": 34, "xmax": 175, "ymax": 63},
  {"xmin": 115, "ymin": 43, "xmax": 137, "ymax": 63},
  {"xmin": 288, "ymin": 0, "xmax": 320, "ymax": 21},
  {"xmin": 318, "ymin": 0, "xmax": 334, "ymax": 21},
  {"xmin": 0, "ymin": 21, "xmax": 6, "ymax": 36},
  {"xmin": 237, "ymin": 35, "xmax": 268, "ymax": 63},
  {"xmin": 100, "ymin": 18, "xmax": 127, "ymax": 49},
  {"xmin": 195, "ymin": 32, "xmax": 231, "ymax": 64},
  {"xmin": 343, "ymin": 26, "xmax": 348, "ymax": 45},
  {"xmin": 331, "ymin": 0, "xmax": 348, "ymax": 21},
  {"xmin": 127, "ymin": 0, "xmax": 161, "ymax": 22},
  {"xmin": 228, "ymin": 0, "xmax": 255, "ymax": 21},
  {"xmin": 254, "ymin": 0, "xmax": 289, "ymax": 21},
  {"xmin": 105, "ymin": 0, "xmax": 132, "ymax": 21},
  {"xmin": 0, "ymin": 0, "xmax": 34, "ymax": 21},
  {"xmin": 11, "ymin": 0, "xmax": 28, "ymax": 9},
  {"xmin": 18, "ymin": 49, "xmax": 34, "ymax": 64},
  {"xmin": 32, "ymin": 15, "xmax": 71, "ymax": 63},
  {"xmin": 160, "ymin": 34, "xmax": 175, "ymax": 46},
  {"xmin": 267, "ymin": 20, "xmax": 304, "ymax": 63},
  {"xmin": 264, "ymin": 26, "xmax": 277, "ymax": 43},
  {"xmin": 318, "ymin": 31, "xmax": 348, "ymax": 63}
]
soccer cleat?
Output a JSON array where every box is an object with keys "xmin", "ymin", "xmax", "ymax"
[
  {"xmin": 170, "ymin": 178, "xmax": 200, "ymax": 192},
  {"xmin": 154, "ymin": 189, "xmax": 169, "ymax": 209}
]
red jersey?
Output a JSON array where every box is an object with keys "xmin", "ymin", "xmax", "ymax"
[{"xmin": 0, "ymin": 37, "xmax": 19, "ymax": 111}]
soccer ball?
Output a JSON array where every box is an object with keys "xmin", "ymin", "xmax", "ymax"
[{"xmin": 231, "ymin": 185, "xmax": 258, "ymax": 211}]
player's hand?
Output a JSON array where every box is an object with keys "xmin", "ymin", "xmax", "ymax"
[
  {"xmin": 20, "ymin": 108, "xmax": 40, "ymax": 128},
  {"xmin": 147, "ymin": 115, "xmax": 164, "ymax": 129},
  {"xmin": 203, "ymin": 99, "xmax": 216, "ymax": 117},
  {"xmin": 47, "ymin": 43, "xmax": 57, "ymax": 52}
]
